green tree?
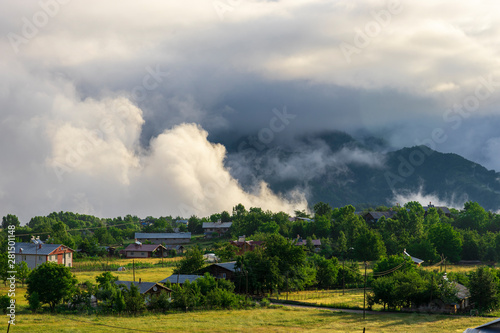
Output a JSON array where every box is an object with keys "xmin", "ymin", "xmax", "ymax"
[
  {"xmin": 27, "ymin": 291, "xmax": 41, "ymax": 313},
  {"xmin": 354, "ymin": 229, "xmax": 386, "ymax": 261},
  {"xmin": 173, "ymin": 247, "xmax": 205, "ymax": 274},
  {"xmin": 373, "ymin": 255, "xmax": 414, "ymax": 275},
  {"xmin": 2, "ymin": 214, "xmax": 20, "ymax": 229},
  {"xmin": 458, "ymin": 201, "xmax": 489, "ymax": 232},
  {"xmin": 122, "ymin": 283, "xmax": 146, "ymax": 314},
  {"xmin": 314, "ymin": 202, "xmax": 333, "ymax": 219},
  {"xmin": 428, "ymin": 223, "xmax": 462, "ymax": 262},
  {"xmin": 424, "ymin": 207, "xmax": 440, "ymax": 226},
  {"xmin": 220, "ymin": 211, "xmax": 232, "ymax": 222},
  {"xmin": 26, "ymin": 262, "xmax": 78, "ymax": 312},
  {"xmin": 311, "ymin": 255, "xmax": 339, "ymax": 289},
  {"xmin": 406, "ymin": 238, "xmax": 439, "ymax": 263},
  {"xmin": 187, "ymin": 215, "xmax": 203, "ymax": 234},
  {"xmin": 0, "ymin": 295, "xmax": 10, "ymax": 314},
  {"xmin": 147, "ymin": 290, "xmax": 171, "ymax": 312},
  {"xmin": 336, "ymin": 231, "xmax": 348, "ymax": 258},
  {"xmin": 468, "ymin": 267, "xmax": 500, "ymax": 312},
  {"xmin": 15, "ymin": 261, "xmax": 31, "ymax": 287}
]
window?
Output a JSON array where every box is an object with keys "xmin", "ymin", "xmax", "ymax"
[
  {"xmin": 141, "ymin": 252, "xmax": 145, "ymax": 255},
  {"xmin": 22, "ymin": 255, "xmax": 26, "ymax": 261},
  {"xmin": 222, "ymin": 273, "xmax": 226, "ymax": 279},
  {"xmin": 130, "ymin": 252, "xmax": 134, "ymax": 255},
  {"xmin": 39, "ymin": 256, "xmax": 44, "ymax": 261}
]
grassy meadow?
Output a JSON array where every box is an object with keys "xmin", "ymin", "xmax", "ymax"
[
  {"xmin": 278, "ymin": 289, "xmax": 385, "ymax": 311},
  {"xmin": 2, "ymin": 258, "xmax": 497, "ymax": 332},
  {"xmin": 7, "ymin": 306, "xmax": 495, "ymax": 332}
]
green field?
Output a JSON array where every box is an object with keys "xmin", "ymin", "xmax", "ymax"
[
  {"xmin": 3, "ymin": 260, "xmax": 497, "ymax": 332},
  {"xmin": 6, "ymin": 307, "xmax": 494, "ymax": 332}
]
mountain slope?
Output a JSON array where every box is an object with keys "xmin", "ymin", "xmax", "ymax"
[{"xmin": 222, "ymin": 131, "xmax": 500, "ymax": 211}]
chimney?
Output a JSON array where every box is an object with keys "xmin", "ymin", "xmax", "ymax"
[
  {"xmin": 19, "ymin": 248, "xmax": 23, "ymax": 254},
  {"xmin": 39, "ymin": 243, "xmax": 42, "ymax": 249}
]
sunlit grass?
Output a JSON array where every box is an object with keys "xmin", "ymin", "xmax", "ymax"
[
  {"xmin": 280, "ymin": 289, "xmax": 384, "ymax": 311},
  {"xmin": 74, "ymin": 266, "xmax": 175, "ymax": 284},
  {"xmin": 9, "ymin": 307, "xmax": 495, "ymax": 332}
]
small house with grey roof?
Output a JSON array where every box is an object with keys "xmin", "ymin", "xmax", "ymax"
[
  {"xmin": 114, "ymin": 280, "xmax": 172, "ymax": 297},
  {"xmin": 202, "ymin": 222, "xmax": 232, "ymax": 237},
  {"xmin": 14, "ymin": 238, "xmax": 74, "ymax": 269}
]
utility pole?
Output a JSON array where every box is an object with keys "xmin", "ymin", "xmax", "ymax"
[
  {"xmin": 286, "ymin": 271, "xmax": 289, "ymax": 301},
  {"xmin": 133, "ymin": 259, "xmax": 136, "ymax": 282},
  {"xmin": 245, "ymin": 270, "xmax": 248, "ymax": 295},
  {"xmin": 342, "ymin": 258, "xmax": 345, "ymax": 296},
  {"xmin": 363, "ymin": 261, "xmax": 367, "ymax": 320},
  {"xmin": 430, "ymin": 275, "xmax": 434, "ymax": 304}
]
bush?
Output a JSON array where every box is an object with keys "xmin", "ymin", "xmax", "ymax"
[
  {"xmin": 147, "ymin": 291, "xmax": 171, "ymax": 312},
  {"xmin": 260, "ymin": 298, "xmax": 270, "ymax": 307},
  {"xmin": 28, "ymin": 291, "xmax": 41, "ymax": 313},
  {"xmin": 0, "ymin": 294, "xmax": 11, "ymax": 314},
  {"xmin": 206, "ymin": 288, "xmax": 240, "ymax": 309}
]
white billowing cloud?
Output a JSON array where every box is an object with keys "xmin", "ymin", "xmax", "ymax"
[
  {"xmin": 0, "ymin": 69, "xmax": 307, "ymax": 221},
  {"xmin": 391, "ymin": 187, "xmax": 466, "ymax": 210},
  {"xmin": 135, "ymin": 123, "xmax": 307, "ymax": 217}
]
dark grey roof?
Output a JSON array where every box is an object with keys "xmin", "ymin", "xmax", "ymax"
[
  {"xmin": 363, "ymin": 211, "xmax": 397, "ymax": 220},
  {"xmin": 114, "ymin": 280, "xmax": 171, "ymax": 294},
  {"xmin": 135, "ymin": 232, "xmax": 191, "ymax": 239},
  {"xmin": 159, "ymin": 274, "xmax": 202, "ymax": 284},
  {"xmin": 202, "ymin": 222, "xmax": 232, "ymax": 229},
  {"xmin": 14, "ymin": 242, "xmax": 72, "ymax": 255},
  {"xmin": 123, "ymin": 243, "xmax": 166, "ymax": 252},
  {"xmin": 464, "ymin": 318, "xmax": 500, "ymax": 332},
  {"xmin": 424, "ymin": 206, "xmax": 451, "ymax": 214},
  {"xmin": 213, "ymin": 261, "xmax": 238, "ymax": 272}
]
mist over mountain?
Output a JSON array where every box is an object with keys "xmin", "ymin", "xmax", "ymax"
[{"xmin": 220, "ymin": 131, "xmax": 500, "ymax": 211}]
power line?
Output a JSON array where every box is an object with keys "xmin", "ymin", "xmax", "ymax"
[{"xmin": 14, "ymin": 220, "xmax": 143, "ymax": 237}]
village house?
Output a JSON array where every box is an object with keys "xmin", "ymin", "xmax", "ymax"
[
  {"xmin": 164, "ymin": 245, "xmax": 185, "ymax": 256},
  {"xmin": 122, "ymin": 242, "xmax": 167, "ymax": 258},
  {"xmin": 294, "ymin": 235, "xmax": 321, "ymax": 252},
  {"xmin": 403, "ymin": 280, "xmax": 471, "ymax": 314},
  {"xmin": 14, "ymin": 238, "xmax": 74, "ymax": 269},
  {"xmin": 198, "ymin": 261, "xmax": 238, "ymax": 281},
  {"xmin": 202, "ymin": 221, "xmax": 232, "ymax": 237},
  {"xmin": 175, "ymin": 219, "xmax": 189, "ymax": 226},
  {"xmin": 424, "ymin": 203, "xmax": 452, "ymax": 217},
  {"xmin": 114, "ymin": 280, "xmax": 172, "ymax": 299},
  {"xmin": 230, "ymin": 236, "xmax": 263, "ymax": 255},
  {"xmin": 359, "ymin": 211, "xmax": 397, "ymax": 223},
  {"xmin": 134, "ymin": 232, "xmax": 191, "ymax": 245}
]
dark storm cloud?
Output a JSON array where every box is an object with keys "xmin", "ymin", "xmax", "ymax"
[{"xmin": 2, "ymin": 0, "xmax": 500, "ymax": 220}]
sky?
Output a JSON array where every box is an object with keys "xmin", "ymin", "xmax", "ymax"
[{"xmin": 2, "ymin": 0, "xmax": 500, "ymax": 222}]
